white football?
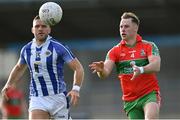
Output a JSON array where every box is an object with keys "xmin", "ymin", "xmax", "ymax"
[{"xmin": 39, "ymin": 2, "xmax": 63, "ymax": 26}]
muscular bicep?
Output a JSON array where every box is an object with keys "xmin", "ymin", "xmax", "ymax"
[
  {"xmin": 66, "ymin": 58, "xmax": 84, "ymax": 86},
  {"xmin": 6, "ymin": 59, "xmax": 27, "ymax": 86},
  {"xmin": 145, "ymin": 55, "xmax": 161, "ymax": 72},
  {"xmin": 148, "ymin": 55, "xmax": 161, "ymax": 65},
  {"xmin": 67, "ymin": 58, "xmax": 83, "ymax": 71},
  {"xmin": 16, "ymin": 59, "xmax": 28, "ymax": 72},
  {"xmin": 11, "ymin": 59, "xmax": 28, "ymax": 77}
]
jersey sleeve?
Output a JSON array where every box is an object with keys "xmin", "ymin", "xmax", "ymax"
[
  {"xmin": 19, "ymin": 46, "xmax": 27, "ymax": 64},
  {"xmin": 106, "ymin": 46, "xmax": 118, "ymax": 62},
  {"xmin": 147, "ymin": 42, "xmax": 160, "ymax": 56},
  {"xmin": 58, "ymin": 44, "xmax": 76, "ymax": 63}
]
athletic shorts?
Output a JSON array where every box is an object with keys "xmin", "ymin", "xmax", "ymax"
[
  {"xmin": 123, "ymin": 91, "xmax": 161, "ymax": 119},
  {"xmin": 29, "ymin": 92, "xmax": 70, "ymax": 119}
]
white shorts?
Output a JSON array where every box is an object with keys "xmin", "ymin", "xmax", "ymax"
[{"xmin": 29, "ymin": 92, "xmax": 70, "ymax": 119}]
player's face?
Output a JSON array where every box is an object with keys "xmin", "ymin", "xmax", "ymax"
[
  {"xmin": 32, "ymin": 19, "xmax": 51, "ymax": 41},
  {"xmin": 119, "ymin": 18, "xmax": 138, "ymax": 40}
]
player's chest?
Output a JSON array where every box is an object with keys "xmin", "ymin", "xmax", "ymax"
[
  {"xmin": 118, "ymin": 46, "xmax": 147, "ymax": 61},
  {"xmin": 30, "ymin": 48, "xmax": 53, "ymax": 60},
  {"xmin": 25, "ymin": 47, "xmax": 57, "ymax": 67}
]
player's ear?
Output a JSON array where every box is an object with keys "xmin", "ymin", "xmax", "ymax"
[
  {"xmin": 31, "ymin": 27, "xmax": 34, "ymax": 34},
  {"xmin": 134, "ymin": 25, "xmax": 138, "ymax": 32}
]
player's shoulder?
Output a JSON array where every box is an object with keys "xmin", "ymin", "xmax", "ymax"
[
  {"xmin": 142, "ymin": 39, "xmax": 158, "ymax": 47},
  {"xmin": 142, "ymin": 39, "xmax": 156, "ymax": 45},
  {"xmin": 49, "ymin": 38, "xmax": 66, "ymax": 47},
  {"xmin": 49, "ymin": 37, "xmax": 71, "ymax": 52},
  {"xmin": 108, "ymin": 42, "xmax": 121, "ymax": 53},
  {"xmin": 113, "ymin": 42, "xmax": 121, "ymax": 48},
  {"xmin": 21, "ymin": 40, "xmax": 33, "ymax": 51},
  {"xmin": 111, "ymin": 42, "xmax": 124, "ymax": 51}
]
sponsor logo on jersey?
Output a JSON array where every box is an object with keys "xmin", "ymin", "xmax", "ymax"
[
  {"xmin": 45, "ymin": 50, "xmax": 52, "ymax": 57},
  {"xmin": 140, "ymin": 49, "xmax": 146, "ymax": 56}
]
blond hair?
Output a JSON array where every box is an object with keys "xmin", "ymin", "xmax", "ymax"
[{"xmin": 121, "ymin": 12, "xmax": 140, "ymax": 26}]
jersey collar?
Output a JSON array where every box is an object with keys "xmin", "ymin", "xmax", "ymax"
[
  {"xmin": 33, "ymin": 35, "xmax": 52, "ymax": 48},
  {"xmin": 120, "ymin": 34, "xmax": 142, "ymax": 45}
]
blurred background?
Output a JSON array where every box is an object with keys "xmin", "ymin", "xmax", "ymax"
[{"xmin": 0, "ymin": 0, "xmax": 180, "ymax": 119}]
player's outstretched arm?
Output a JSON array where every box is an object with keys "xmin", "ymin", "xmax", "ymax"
[
  {"xmin": 67, "ymin": 58, "xmax": 84, "ymax": 106},
  {"xmin": 89, "ymin": 60, "xmax": 114, "ymax": 79},
  {"xmin": 1, "ymin": 59, "xmax": 27, "ymax": 100}
]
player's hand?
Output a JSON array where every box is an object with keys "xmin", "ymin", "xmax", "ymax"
[
  {"xmin": 89, "ymin": 61, "xmax": 104, "ymax": 73},
  {"xmin": 130, "ymin": 62, "xmax": 141, "ymax": 80},
  {"xmin": 1, "ymin": 86, "xmax": 10, "ymax": 101},
  {"xmin": 67, "ymin": 90, "xmax": 80, "ymax": 106}
]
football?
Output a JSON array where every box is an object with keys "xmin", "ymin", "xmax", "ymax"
[{"xmin": 39, "ymin": 2, "xmax": 63, "ymax": 26}]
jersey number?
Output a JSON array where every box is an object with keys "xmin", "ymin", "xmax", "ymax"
[
  {"xmin": 34, "ymin": 63, "xmax": 39, "ymax": 73},
  {"xmin": 130, "ymin": 53, "xmax": 135, "ymax": 58}
]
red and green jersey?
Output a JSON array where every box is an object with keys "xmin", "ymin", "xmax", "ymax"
[
  {"xmin": 4, "ymin": 87, "xmax": 23, "ymax": 118},
  {"xmin": 106, "ymin": 35, "xmax": 160, "ymax": 101}
]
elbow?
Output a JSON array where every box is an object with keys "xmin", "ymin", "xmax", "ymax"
[
  {"xmin": 76, "ymin": 62, "xmax": 84, "ymax": 72},
  {"xmin": 75, "ymin": 64, "xmax": 84, "ymax": 78},
  {"xmin": 156, "ymin": 58, "xmax": 161, "ymax": 72},
  {"xmin": 79, "ymin": 65, "xmax": 85, "ymax": 76},
  {"xmin": 153, "ymin": 60, "xmax": 161, "ymax": 73},
  {"xmin": 155, "ymin": 68, "xmax": 160, "ymax": 72},
  {"xmin": 155, "ymin": 65, "xmax": 161, "ymax": 72},
  {"xmin": 79, "ymin": 64, "xmax": 84, "ymax": 72}
]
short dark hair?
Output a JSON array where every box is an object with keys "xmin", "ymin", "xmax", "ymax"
[
  {"xmin": 32, "ymin": 15, "xmax": 50, "ymax": 27},
  {"xmin": 121, "ymin": 12, "xmax": 140, "ymax": 26}
]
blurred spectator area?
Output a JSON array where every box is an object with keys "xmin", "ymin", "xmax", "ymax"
[
  {"xmin": 0, "ymin": 0, "xmax": 180, "ymax": 47},
  {"xmin": 0, "ymin": 50, "xmax": 17, "ymax": 80}
]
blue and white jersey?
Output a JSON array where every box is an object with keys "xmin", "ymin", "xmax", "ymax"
[{"xmin": 20, "ymin": 36, "xmax": 75, "ymax": 97}]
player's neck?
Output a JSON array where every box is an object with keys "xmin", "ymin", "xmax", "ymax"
[
  {"xmin": 36, "ymin": 39, "xmax": 46, "ymax": 46},
  {"xmin": 125, "ymin": 37, "xmax": 136, "ymax": 47}
]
